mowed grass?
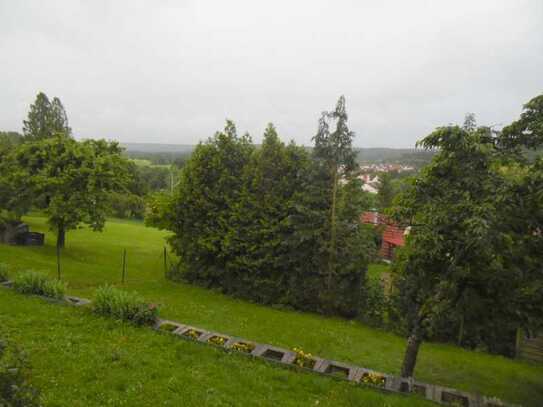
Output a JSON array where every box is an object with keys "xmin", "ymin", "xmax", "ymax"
[
  {"xmin": 1, "ymin": 215, "xmax": 542, "ymax": 406},
  {"xmin": 0, "ymin": 290, "xmax": 432, "ymax": 407}
]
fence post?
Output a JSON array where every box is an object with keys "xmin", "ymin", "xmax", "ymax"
[
  {"xmin": 121, "ymin": 249, "xmax": 127, "ymax": 284},
  {"xmin": 56, "ymin": 243, "xmax": 61, "ymax": 280},
  {"xmin": 163, "ymin": 247, "xmax": 167, "ymax": 277}
]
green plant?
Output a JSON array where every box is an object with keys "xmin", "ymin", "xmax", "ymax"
[
  {"xmin": 12, "ymin": 270, "xmax": 66, "ymax": 300},
  {"xmin": 293, "ymin": 347, "xmax": 316, "ymax": 369},
  {"xmin": 208, "ymin": 336, "xmax": 227, "ymax": 346},
  {"xmin": 93, "ymin": 285, "xmax": 159, "ymax": 326},
  {"xmin": 231, "ymin": 342, "xmax": 255, "ymax": 353},
  {"xmin": 0, "ymin": 263, "xmax": 9, "ymax": 282},
  {"xmin": 182, "ymin": 329, "xmax": 201, "ymax": 340},
  {"xmin": 361, "ymin": 372, "xmax": 386, "ymax": 387},
  {"xmin": 0, "ymin": 338, "xmax": 40, "ymax": 406}
]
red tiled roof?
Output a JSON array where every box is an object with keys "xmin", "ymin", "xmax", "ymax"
[
  {"xmin": 383, "ymin": 224, "xmax": 405, "ymax": 246},
  {"xmin": 361, "ymin": 211, "xmax": 406, "ymax": 247},
  {"xmin": 361, "ymin": 211, "xmax": 379, "ymax": 224}
]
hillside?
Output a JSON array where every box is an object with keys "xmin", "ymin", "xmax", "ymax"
[{"xmin": 0, "ymin": 215, "xmax": 541, "ymax": 406}]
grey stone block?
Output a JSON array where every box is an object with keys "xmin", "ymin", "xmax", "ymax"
[
  {"xmin": 317, "ymin": 359, "xmax": 353, "ymax": 379},
  {"xmin": 254, "ymin": 345, "xmax": 290, "ymax": 362},
  {"xmin": 65, "ymin": 296, "xmax": 91, "ymax": 306}
]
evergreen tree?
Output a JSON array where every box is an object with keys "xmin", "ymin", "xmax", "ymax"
[
  {"xmin": 377, "ymin": 172, "xmax": 394, "ymax": 210},
  {"xmin": 226, "ymin": 124, "xmax": 310, "ymax": 301},
  {"xmin": 312, "ymin": 95, "xmax": 357, "ymax": 290},
  {"xmin": 166, "ymin": 121, "xmax": 254, "ymax": 286},
  {"xmin": 22, "ymin": 92, "xmax": 71, "ymax": 141}
]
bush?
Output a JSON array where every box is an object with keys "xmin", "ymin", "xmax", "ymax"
[
  {"xmin": 359, "ymin": 278, "xmax": 389, "ymax": 328},
  {"xmin": 93, "ymin": 285, "xmax": 159, "ymax": 325},
  {"xmin": 12, "ymin": 271, "xmax": 66, "ymax": 300},
  {"xmin": 0, "ymin": 338, "xmax": 40, "ymax": 406},
  {"xmin": 0, "ymin": 263, "xmax": 9, "ymax": 282}
]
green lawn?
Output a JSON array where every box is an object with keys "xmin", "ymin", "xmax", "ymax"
[
  {"xmin": 1, "ymin": 215, "xmax": 542, "ymax": 406},
  {"xmin": 0, "ymin": 290, "xmax": 431, "ymax": 407}
]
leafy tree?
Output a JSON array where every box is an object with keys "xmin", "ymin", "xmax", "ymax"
[
  {"xmin": 0, "ymin": 131, "xmax": 22, "ymax": 154},
  {"xmin": 0, "ymin": 138, "xmax": 33, "ymax": 221},
  {"xmin": 392, "ymin": 94, "xmax": 543, "ymax": 377},
  {"xmin": 392, "ymin": 125, "xmax": 507, "ymax": 378},
  {"xmin": 10, "ymin": 134, "xmax": 130, "ymax": 248},
  {"xmin": 22, "ymin": 92, "xmax": 71, "ymax": 141}
]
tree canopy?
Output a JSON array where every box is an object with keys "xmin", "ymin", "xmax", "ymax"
[
  {"xmin": 392, "ymin": 94, "xmax": 543, "ymax": 378},
  {"xmin": 22, "ymin": 92, "xmax": 71, "ymax": 141}
]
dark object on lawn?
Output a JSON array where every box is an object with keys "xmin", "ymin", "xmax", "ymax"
[{"xmin": 0, "ymin": 221, "xmax": 44, "ymax": 246}]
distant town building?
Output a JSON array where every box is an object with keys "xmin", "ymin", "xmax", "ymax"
[
  {"xmin": 359, "ymin": 163, "xmax": 415, "ymax": 173},
  {"xmin": 359, "ymin": 174, "xmax": 380, "ymax": 194}
]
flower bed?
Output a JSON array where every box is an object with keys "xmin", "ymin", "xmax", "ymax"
[
  {"xmin": 292, "ymin": 347, "xmax": 316, "ymax": 369},
  {"xmin": 231, "ymin": 341, "xmax": 255, "ymax": 353},
  {"xmin": 360, "ymin": 371, "xmax": 385, "ymax": 387},
  {"xmin": 182, "ymin": 328, "xmax": 203, "ymax": 340},
  {"xmin": 208, "ymin": 335, "xmax": 228, "ymax": 346}
]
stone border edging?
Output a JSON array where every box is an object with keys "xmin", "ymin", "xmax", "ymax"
[{"xmin": 0, "ymin": 281, "xmax": 519, "ymax": 407}]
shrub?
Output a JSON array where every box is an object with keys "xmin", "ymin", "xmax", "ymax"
[
  {"xmin": 93, "ymin": 285, "xmax": 159, "ymax": 326},
  {"xmin": 0, "ymin": 263, "xmax": 9, "ymax": 282},
  {"xmin": 12, "ymin": 271, "xmax": 66, "ymax": 300},
  {"xmin": 359, "ymin": 278, "xmax": 389, "ymax": 328},
  {"xmin": 0, "ymin": 338, "xmax": 40, "ymax": 406}
]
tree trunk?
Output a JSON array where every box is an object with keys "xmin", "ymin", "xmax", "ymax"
[
  {"xmin": 457, "ymin": 315, "xmax": 464, "ymax": 345},
  {"xmin": 327, "ymin": 164, "xmax": 339, "ymax": 289},
  {"xmin": 57, "ymin": 226, "xmax": 65, "ymax": 249},
  {"xmin": 401, "ymin": 323, "xmax": 422, "ymax": 378}
]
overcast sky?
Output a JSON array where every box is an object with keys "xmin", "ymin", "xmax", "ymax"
[{"xmin": 1, "ymin": 1, "xmax": 542, "ymax": 148}]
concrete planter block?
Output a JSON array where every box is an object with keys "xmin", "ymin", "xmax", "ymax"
[
  {"xmin": 65, "ymin": 296, "xmax": 91, "ymax": 306},
  {"xmin": 440, "ymin": 387, "xmax": 470, "ymax": 407},
  {"xmin": 201, "ymin": 333, "xmax": 231, "ymax": 347},
  {"xmin": 482, "ymin": 396, "xmax": 509, "ymax": 407},
  {"xmin": 254, "ymin": 345, "xmax": 290, "ymax": 363},
  {"xmin": 358, "ymin": 369, "xmax": 387, "ymax": 389},
  {"xmin": 226, "ymin": 338, "xmax": 257, "ymax": 354},
  {"xmin": 155, "ymin": 319, "xmax": 185, "ymax": 334},
  {"xmin": 349, "ymin": 367, "xmax": 365, "ymax": 382},
  {"xmin": 413, "ymin": 381, "xmax": 431, "ymax": 398},
  {"xmin": 399, "ymin": 377, "xmax": 413, "ymax": 393},
  {"xmin": 313, "ymin": 358, "xmax": 328, "ymax": 373},
  {"xmin": 323, "ymin": 360, "xmax": 353, "ymax": 379},
  {"xmin": 384, "ymin": 375, "xmax": 402, "ymax": 391},
  {"xmin": 178, "ymin": 325, "xmax": 207, "ymax": 340},
  {"xmin": 0, "ymin": 280, "xmax": 13, "ymax": 288},
  {"xmin": 280, "ymin": 350, "xmax": 297, "ymax": 365}
]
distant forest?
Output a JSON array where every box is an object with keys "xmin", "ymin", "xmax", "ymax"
[{"xmin": 122, "ymin": 142, "xmax": 436, "ymax": 168}]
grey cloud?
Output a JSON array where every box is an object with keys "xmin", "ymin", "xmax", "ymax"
[{"xmin": 1, "ymin": 0, "xmax": 542, "ymax": 147}]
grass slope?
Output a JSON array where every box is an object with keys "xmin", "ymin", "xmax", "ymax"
[
  {"xmin": 0, "ymin": 215, "xmax": 542, "ymax": 406},
  {"xmin": 0, "ymin": 290, "xmax": 433, "ymax": 406}
]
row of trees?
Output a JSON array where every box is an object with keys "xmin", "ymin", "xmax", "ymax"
[
  {"xmin": 148, "ymin": 97, "xmax": 375, "ymax": 316},
  {"xmin": 392, "ymin": 94, "xmax": 543, "ymax": 377},
  {"xmin": 0, "ymin": 92, "xmax": 131, "ymax": 250}
]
